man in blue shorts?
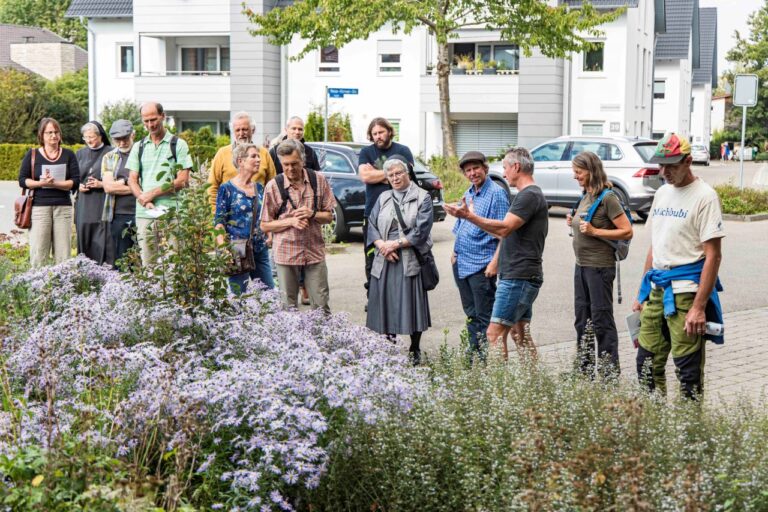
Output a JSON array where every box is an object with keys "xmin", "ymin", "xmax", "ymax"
[{"xmin": 444, "ymin": 147, "xmax": 548, "ymax": 359}]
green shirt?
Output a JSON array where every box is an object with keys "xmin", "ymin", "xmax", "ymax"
[{"xmin": 126, "ymin": 131, "xmax": 194, "ymax": 219}]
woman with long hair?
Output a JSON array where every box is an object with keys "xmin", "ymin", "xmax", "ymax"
[
  {"xmin": 566, "ymin": 151, "xmax": 633, "ymax": 378},
  {"xmin": 18, "ymin": 118, "xmax": 79, "ymax": 267}
]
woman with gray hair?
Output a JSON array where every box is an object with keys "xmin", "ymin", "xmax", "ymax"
[
  {"xmin": 366, "ymin": 156, "xmax": 434, "ymax": 364},
  {"xmin": 214, "ymin": 142, "xmax": 274, "ymax": 294},
  {"xmin": 75, "ymin": 120, "xmax": 113, "ymax": 264}
]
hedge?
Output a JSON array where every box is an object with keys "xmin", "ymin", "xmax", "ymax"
[
  {"xmin": 0, "ymin": 144, "xmax": 84, "ymax": 181},
  {"xmin": 0, "ymin": 142, "xmax": 222, "ymax": 181}
]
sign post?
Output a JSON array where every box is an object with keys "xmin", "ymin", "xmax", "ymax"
[
  {"xmin": 324, "ymin": 88, "xmax": 359, "ymax": 142},
  {"xmin": 733, "ymin": 74, "xmax": 759, "ymax": 190}
]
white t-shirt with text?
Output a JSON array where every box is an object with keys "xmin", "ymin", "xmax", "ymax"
[{"xmin": 649, "ymin": 178, "xmax": 724, "ymax": 293}]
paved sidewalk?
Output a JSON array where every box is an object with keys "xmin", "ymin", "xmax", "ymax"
[{"xmin": 536, "ymin": 306, "xmax": 768, "ymax": 404}]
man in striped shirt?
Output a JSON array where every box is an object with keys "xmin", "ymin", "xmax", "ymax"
[{"xmin": 450, "ymin": 151, "xmax": 510, "ymax": 355}]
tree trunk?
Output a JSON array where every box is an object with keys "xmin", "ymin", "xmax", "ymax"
[{"xmin": 436, "ymin": 41, "xmax": 456, "ymax": 158}]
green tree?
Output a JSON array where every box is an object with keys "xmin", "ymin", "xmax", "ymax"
[
  {"xmin": 100, "ymin": 99, "xmax": 148, "ymax": 139},
  {"xmin": 304, "ymin": 110, "xmax": 324, "ymax": 142},
  {"xmin": 0, "ymin": 0, "xmax": 86, "ymax": 47},
  {"xmin": 0, "ymin": 68, "xmax": 45, "ymax": 143},
  {"xmin": 245, "ymin": 0, "xmax": 618, "ymax": 157},
  {"xmin": 726, "ymin": 1, "xmax": 768, "ymax": 148},
  {"xmin": 42, "ymin": 68, "xmax": 88, "ymax": 144}
]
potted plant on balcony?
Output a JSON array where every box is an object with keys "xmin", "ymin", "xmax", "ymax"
[
  {"xmin": 484, "ymin": 59, "xmax": 497, "ymax": 75},
  {"xmin": 453, "ymin": 54, "xmax": 472, "ymax": 75},
  {"xmin": 472, "ymin": 58, "xmax": 484, "ymax": 75},
  {"xmin": 496, "ymin": 60, "xmax": 512, "ymax": 75},
  {"xmin": 426, "ymin": 63, "xmax": 435, "ymax": 75}
]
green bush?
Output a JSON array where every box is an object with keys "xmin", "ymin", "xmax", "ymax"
[
  {"xmin": 304, "ymin": 110, "xmax": 324, "ymax": 142},
  {"xmin": 427, "ymin": 155, "xmax": 465, "ymax": 203},
  {"xmin": 99, "ymin": 99, "xmax": 147, "ymax": 141},
  {"xmin": 754, "ymin": 152, "xmax": 768, "ymax": 162},
  {"xmin": 312, "ymin": 347, "xmax": 768, "ymax": 511},
  {"xmin": 715, "ymin": 184, "xmax": 768, "ymax": 215},
  {"xmin": 0, "ymin": 144, "xmax": 84, "ymax": 181}
]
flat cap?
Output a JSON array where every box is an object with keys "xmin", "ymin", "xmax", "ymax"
[
  {"xmin": 459, "ymin": 151, "xmax": 488, "ymax": 169},
  {"xmin": 109, "ymin": 119, "xmax": 134, "ymax": 138}
]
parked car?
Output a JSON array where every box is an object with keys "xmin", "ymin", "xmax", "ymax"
[
  {"xmin": 489, "ymin": 136, "xmax": 663, "ymax": 220},
  {"xmin": 306, "ymin": 142, "xmax": 446, "ymax": 240},
  {"xmin": 691, "ymin": 144, "xmax": 711, "ymax": 166}
]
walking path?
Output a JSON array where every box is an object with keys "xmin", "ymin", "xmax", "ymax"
[{"xmin": 537, "ymin": 306, "xmax": 768, "ymax": 404}]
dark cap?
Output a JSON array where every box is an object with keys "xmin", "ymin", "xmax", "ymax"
[
  {"xmin": 109, "ymin": 119, "xmax": 134, "ymax": 138},
  {"xmin": 459, "ymin": 151, "xmax": 488, "ymax": 169}
]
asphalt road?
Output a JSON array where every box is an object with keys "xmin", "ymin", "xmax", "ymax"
[{"xmin": 1, "ymin": 160, "xmax": 766, "ymax": 355}]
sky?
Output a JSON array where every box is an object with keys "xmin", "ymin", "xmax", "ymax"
[{"xmin": 699, "ymin": 0, "xmax": 763, "ymax": 73}]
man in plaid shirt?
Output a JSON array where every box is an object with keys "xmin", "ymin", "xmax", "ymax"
[
  {"xmin": 261, "ymin": 139, "xmax": 336, "ymax": 313},
  {"xmin": 450, "ymin": 151, "xmax": 510, "ymax": 355}
]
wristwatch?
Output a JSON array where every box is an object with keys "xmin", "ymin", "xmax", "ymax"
[{"xmin": 397, "ymin": 238, "xmax": 404, "ymax": 247}]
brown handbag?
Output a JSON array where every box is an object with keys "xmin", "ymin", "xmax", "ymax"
[{"xmin": 14, "ymin": 150, "xmax": 35, "ymax": 229}]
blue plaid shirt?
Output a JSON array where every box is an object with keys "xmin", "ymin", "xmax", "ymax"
[{"xmin": 452, "ymin": 177, "xmax": 510, "ymax": 278}]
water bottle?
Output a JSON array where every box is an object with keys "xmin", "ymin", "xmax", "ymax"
[{"xmin": 705, "ymin": 322, "xmax": 724, "ymax": 336}]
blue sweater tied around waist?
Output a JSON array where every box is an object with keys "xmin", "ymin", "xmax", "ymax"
[{"xmin": 636, "ymin": 259, "xmax": 724, "ymax": 344}]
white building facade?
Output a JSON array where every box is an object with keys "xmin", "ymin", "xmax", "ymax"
[{"xmin": 71, "ymin": 0, "xmax": 669, "ymax": 158}]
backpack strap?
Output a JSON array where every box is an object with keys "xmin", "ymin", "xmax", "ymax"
[
  {"xmin": 169, "ymin": 135, "xmax": 178, "ymax": 163},
  {"xmin": 275, "ymin": 169, "xmax": 319, "ymax": 217},
  {"xmin": 137, "ymin": 137, "xmax": 149, "ymax": 182},
  {"xmin": 583, "ymin": 188, "xmax": 611, "ymax": 223}
]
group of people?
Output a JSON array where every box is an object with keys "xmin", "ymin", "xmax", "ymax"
[
  {"xmin": 442, "ymin": 132, "xmax": 724, "ymax": 400},
  {"xmin": 18, "ymin": 106, "xmax": 724, "ymax": 397}
]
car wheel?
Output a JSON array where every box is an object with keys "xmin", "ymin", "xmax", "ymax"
[{"xmin": 325, "ymin": 201, "xmax": 348, "ymax": 242}]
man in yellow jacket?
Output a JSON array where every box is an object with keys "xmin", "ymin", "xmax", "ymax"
[{"xmin": 207, "ymin": 111, "xmax": 276, "ymax": 211}]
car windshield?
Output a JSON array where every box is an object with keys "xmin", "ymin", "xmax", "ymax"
[
  {"xmin": 692, "ymin": 145, "xmax": 707, "ymax": 151},
  {"xmin": 633, "ymin": 143, "xmax": 658, "ymax": 163}
]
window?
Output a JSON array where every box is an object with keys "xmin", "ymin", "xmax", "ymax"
[
  {"xmin": 389, "ymin": 119, "xmax": 401, "ymax": 141},
  {"xmin": 378, "ymin": 40, "xmax": 402, "ymax": 74},
  {"xmin": 493, "ymin": 44, "xmax": 519, "ymax": 70},
  {"xmin": 319, "ymin": 46, "xmax": 339, "ymax": 72},
  {"xmin": 532, "ymin": 142, "xmax": 568, "ymax": 162},
  {"xmin": 653, "ymin": 80, "xmax": 666, "ymax": 99},
  {"xmin": 567, "ymin": 141, "xmax": 623, "ymax": 161},
  {"xmin": 119, "ymin": 44, "xmax": 134, "ymax": 75},
  {"xmin": 583, "ymin": 43, "xmax": 604, "ymax": 72},
  {"xmin": 180, "ymin": 47, "xmax": 229, "ymax": 74},
  {"xmin": 322, "ymin": 151, "xmax": 354, "ymax": 174},
  {"xmin": 581, "ymin": 123, "xmax": 604, "ymax": 136}
]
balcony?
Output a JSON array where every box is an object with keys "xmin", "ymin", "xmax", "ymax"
[
  {"xmin": 135, "ymin": 74, "xmax": 231, "ymax": 111},
  {"xmin": 419, "ymin": 73, "xmax": 519, "ymax": 114}
]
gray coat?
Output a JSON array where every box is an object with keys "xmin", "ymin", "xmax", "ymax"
[{"xmin": 368, "ymin": 184, "xmax": 433, "ymax": 279}]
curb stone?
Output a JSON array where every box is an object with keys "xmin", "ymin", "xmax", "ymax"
[{"xmin": 722, "ymin": 213, "xmax": 768, "ymax": 222}]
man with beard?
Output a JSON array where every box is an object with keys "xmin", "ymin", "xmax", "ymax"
[
  {"xmin": 207, "ymin": 111, "xmax": 276, "ymax": 211},
  {"xmin": 269, "ymin": 116, "xmax": 321, "ymax": 175},
  {"xmin": 101, "ymin": 119, "xmax": 137, "ymax": 268},
  {"xmin": 359, "ymin": 117, "xmax": 415, "ymax": 303}
]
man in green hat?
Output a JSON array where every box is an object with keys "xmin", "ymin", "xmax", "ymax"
[{"xmin": 632, "ymin": 132, "xmax": 725, "ymax": 400}]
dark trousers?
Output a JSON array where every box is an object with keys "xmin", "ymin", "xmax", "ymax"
[
  {"xmin": 110, "ymin": 214, "xmax": 135, "ymax": 269},
  {"xmin": 574, "ymin": 265, "xmax": 620, "ymax": 377},
  {"xmin": 453, "ymin": 263, "xmax": 496, "ymax": 352},
  {"xmin": 363, "ymin": 218, "xmax": 374, "ymax": 295}
]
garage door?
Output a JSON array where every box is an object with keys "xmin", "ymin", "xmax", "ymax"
[{"xmin": 453, "ymin": 119, "xmax": 518, "ymax": 157}]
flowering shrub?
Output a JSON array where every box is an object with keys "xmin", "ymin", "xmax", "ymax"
[{"xmin": 0, "ymin": 257, "xmax": 426, "ymax": 510}]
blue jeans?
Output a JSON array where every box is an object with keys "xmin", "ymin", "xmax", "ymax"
[
  {"xmin": 229, "ymin": 245, "xmax": 274, "ymax": 294},
  {"xmin": 453, "ymin": 263, "xmax": 496, "ymax": 352},
  {"xmin": 490, "ymin": 277, "xmax": 543, "ymax": 327}
]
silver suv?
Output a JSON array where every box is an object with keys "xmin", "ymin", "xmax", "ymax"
[{"xmin": 489, "ymin": 136, "xmax": 662, "ymax": 220}]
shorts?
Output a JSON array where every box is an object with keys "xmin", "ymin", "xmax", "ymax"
[{"xmin": 490, "ymin": 277, "xmax": 543, "ymax": 327}]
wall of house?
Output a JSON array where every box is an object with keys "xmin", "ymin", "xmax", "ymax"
[
  {"xmin": 517, "ymin": 50, "xmax": 564, "ymax": 150},
  {"xmin": 230, "ymin": 0, "xmax": 281, "ymax": 146},
  {"xmin": 652, "ymin": 58, "xmax": 692, "ymax": 139},
  {"xmin": 87, "ymin": 19, "xmax": 135, "ymax": 120},
  {"xmin": 285, "ymin": 26, "xmax": 426, "ymax": 150},
  {"xmin": 710, "ymin": 96, "xmax": 728, "ymax": 133},
  {"xmin": 133, "ymin": 0, "xmax": 229, "ymax": 33},
  {"xmin": 690, "ymin": 82, "xmax": 712, "ymax": 147},
  {"xmin": 624, "ymin": 0, "xmax": 656, "ymax": 138}
]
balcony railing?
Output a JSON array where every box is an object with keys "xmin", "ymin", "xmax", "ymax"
[{"xmin": 139, "ymin": 70, "xmax": 230, "ymax": 77}]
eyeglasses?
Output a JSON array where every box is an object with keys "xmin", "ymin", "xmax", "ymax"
[
  {"xmin": 44, "ymin": 131, "xmax": 60, "ymax": 136},
  {"xmin": 387, "ymin": 171, "xmax": 406, "ymax": 178}
]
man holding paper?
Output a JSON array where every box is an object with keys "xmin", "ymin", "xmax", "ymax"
[
  {"xmin": 632, "ymin": 133, "xmax": 724, "ymax": 400},
  {"xmin": 127, "ymin": 102, "xmax": 193, "ymax": 266}
]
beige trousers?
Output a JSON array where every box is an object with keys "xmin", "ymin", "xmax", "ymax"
[
  {"xmin": 29, "ymin": 205, "xmax": 73, "ymax": 268},
  {"xmin": 135, "ymin": 217, "xmax": 160, "ymax": 267},
  {"xmin": 276, "ymin": 261, "xmax": 331, "ymax": 314}
]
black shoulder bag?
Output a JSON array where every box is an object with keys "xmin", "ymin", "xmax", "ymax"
[
  {"xmin": 391, "ymin": 195, "xmax": 439, "ymax": 291},
  {"xmin": 228, "ymin": 195, "xmax": 258, "ymax": 275}
]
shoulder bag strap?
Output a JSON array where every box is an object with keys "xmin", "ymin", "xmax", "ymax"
[
  {"xmin": 28, "ymin": 149, "xmax": 36, "ymax": 198},
  {"xmin": 391, "ymin": 197, "xmax": 426, "ymax": 265},
  {"xmin": 249, "ymin": 191, "xmax": 258, "ymax": 242}
]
